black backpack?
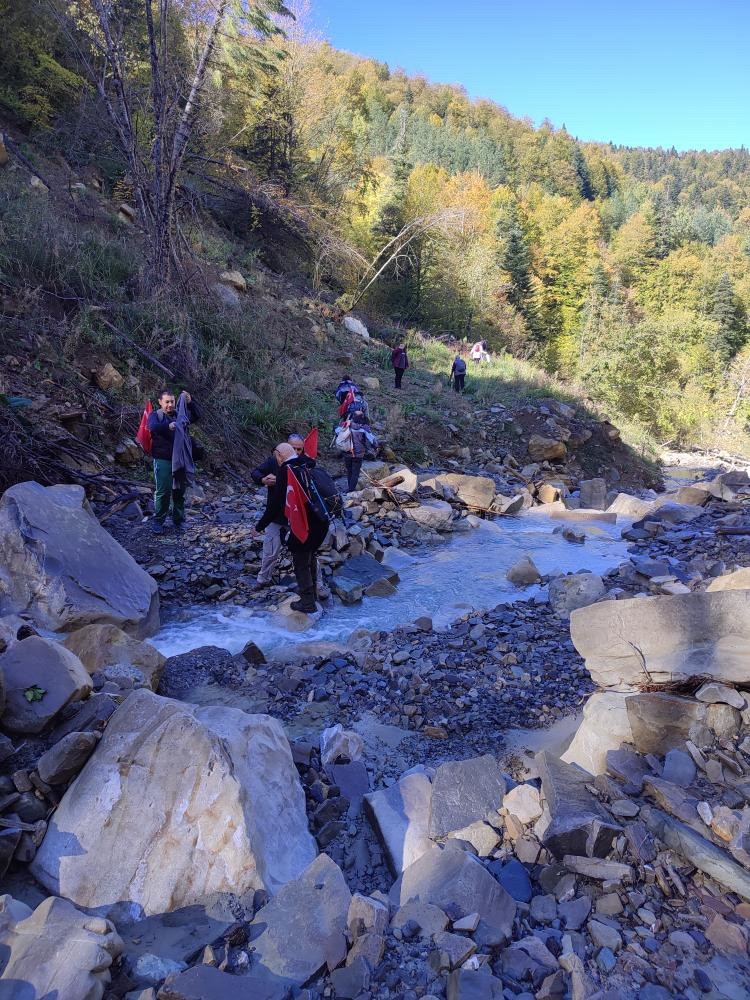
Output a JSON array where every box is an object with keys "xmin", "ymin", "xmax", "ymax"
[{"xmin": 297, "ymin": 464, "xmax": 343, "ymax": 524}]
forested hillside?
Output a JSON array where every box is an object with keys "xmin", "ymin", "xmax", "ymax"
[{"xmin": 2, "ymin": 1, "xmax": 749, "ymax": 449}]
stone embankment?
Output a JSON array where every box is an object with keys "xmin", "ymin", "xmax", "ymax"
[{"xmin": 0, "ymin": 465, "xmax": 748, "ymax": 997}]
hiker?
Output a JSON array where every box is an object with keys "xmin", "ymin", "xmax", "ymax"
[
  {"xmin": 147, "ymin": 388, "xmax": 200, "ymax": 534},
  {"xmin": 251, "ymin": 433, "xmax": 308, "ymax": 587},
  {"xmin": 256, "ymin": 443, "xmax": 330, "ymax": 612},
  {"xmin": 391, "ymin": 343, "xmax": 409, "ymax": 389},
  {"xmin": 471, "ymin": 340, "xmax": 483, "ymax": 366},
  {"xmin": 451, "ymin": 353, "xmax": 467, "ymax": 393},
  {"xmin": 344, "ymin": 403, "xmax": 377, "ymax": 492}
]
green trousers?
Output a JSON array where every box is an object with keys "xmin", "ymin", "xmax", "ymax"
[{"xmin": 153, "ymin": 458, "xmax": 185, "ymax": 524}]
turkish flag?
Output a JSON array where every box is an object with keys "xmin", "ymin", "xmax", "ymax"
[
  {"xmin": 135, "ymin": 400, "xmax": 153, "ymax": 454},
  {"xmin": 303, "ymin": 428, "xmax": 318, "ymax": 460},
  {"xmin": 285, "ymin": 467, "xmax": 309, "ymax": 543}
]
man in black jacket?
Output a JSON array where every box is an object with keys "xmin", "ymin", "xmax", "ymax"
[
  {"xmin": 252, "ymin": 434, "xmax": 306, "ymax": 586},
  {"xmin": 147, "ymin": 389, "xmax": 200, "ymax": 533},
  {"xmin": 256, "ymin": 444, "xmax": 328, "ymax": 612}
]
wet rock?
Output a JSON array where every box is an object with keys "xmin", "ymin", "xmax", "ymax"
[
  {"xmin": 0, "ymin": 895, "xmax": 122, "ymax": 1000},
  {"xmin": 535, "ymin": 752, "xmax": 621, "ymax": 858},
  {"xmin": 32, "ymin": 690, "xmax": 316, "ymax": 917},
  {"xmin": 570, "ymin": 590, "xmax": 750, "ymax": 690},
  {"xmin": 37, "ymin": 730, "xmax": 99, "ymax": 785},
  {"xmin": 64, "ymin": 624, "xmax": 165, "ymax": 690},
  {"xmin": 548, "ymin": 572, "xmax": 604, "ymax": 619},
  {"xmin": 365, "ymin": 769, "xmax": 433, "ymax": 873},
  {"xmin": 391, "ymin": 845, "xmax": 516, "ymax": 944},
  {"xmin": 428, "ymin": 755, "xmax": 507, "ymax": 839},
  {"xmin": 506, "ymin": 555, "xmax": 541, "ymax": 587},
  {"xmin": 0, "ymin": 482, "xmax": 159, "ymax": 636},
  {"xmin": 0, "ymin": 636, "xmax": 92, "ymax": 734},
  {"xmin": 247, "ymin": 854, "xmax": 351, "ymax": 991}
]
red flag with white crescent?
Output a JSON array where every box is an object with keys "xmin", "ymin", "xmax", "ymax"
[
  {"xmin": 285, "ymin": 467, "xmax": 309, "ymax": 543},
  {"xmin": 303, "ymin": 428, "xmax": 318, "ymax": 460}
]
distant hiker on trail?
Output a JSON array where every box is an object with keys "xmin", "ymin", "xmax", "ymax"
[
  {"xmin": 451, "ymin": 353, "xmax": 467, "ymax": 393},
  {"xmin": 147, "ymin": 388, "xmax": 200, "ymax": 534},
  {"xmin": 256, "ymin": 443, "xmax": 336, "ymax": 612},
  {"xmin": 251, "ymin": 433, "xmax": 311, "ymax": 587},
  {"xmin": 471, "ymin": 340, "xmax": 483, "ymax": 366},
  {"xmin": 391, "ymin": 343, "xmax": 409, "ymax": 389}
]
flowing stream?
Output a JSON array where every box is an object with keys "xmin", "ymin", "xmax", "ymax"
[{"xmin": 152, "ymin": 508, "xmax": 632, "ymax": 660}]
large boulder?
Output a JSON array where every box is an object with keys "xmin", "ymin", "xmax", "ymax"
[
  {"xmin": 561, "ymin": 692, "xmax": 635, "ymax": 776},
  {"xmin": 527, "ymin": 436, "xmax": 567, "ymax": 462},
  {"xmin": 569, "ymin": 590, "xmax": 750, "ymax": 690},
  {"xmin": 245, "ymin": 854, "xmax": 351, "ymax": 993},
  {"xmin": 31, "ymin": 689, "xmax": 316, "ymax": 918},
  {"xmin": 534, "ymin": 752, "xmax": 620, "ymax": 858},
  {"xmin": 332, "ymin": 554, "xmax": 399, "ymax": 605},
  {"xmin": 548, "ymin": 573, "xmax": 604, "ymax": 619},
  {"xmin": 64, "ymin": 623, "xmax": 166, "ymax": 690},
  {"xmin": 0, "ymin": 483, "xmax": 159, "ymax": 636},
  {"xmin": 0, "ymin": 894, "xmax": 123, "ymax": 1000},
  {"xmin": 404, "ymin": 500, "xmax": 454, "ymax": 531},
  {"xmin": 506, "ymin": 555, "xmax": 541, "ymax": 587},
  {"xmin": 391, "ymin": 846, "xmax": 515, "ymax": 945},
  {"xmin": 0, "ymin": 635, "xmax": 92, "ymax": 734},
  {"xmin": 422, "ymin": 473, "xmax": 496, "ymax": 511}
]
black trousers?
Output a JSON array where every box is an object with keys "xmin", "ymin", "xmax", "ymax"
[
  {"xmin": 345, "ymin": 456, "xmax": 363, "ymax": 492},
  {"xmin": 394, "ymin": 366, "xmax": 405, "ymax": 388},
  {"xmin": 289, "ymin": 523, "xmax": 328, "ymax": 609},
  {"xmin": 453, "ymin": 372, "xmax": 465, "ymax": 392}
]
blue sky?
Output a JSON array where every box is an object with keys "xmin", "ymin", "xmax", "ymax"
[{"xmin": 309, "ymin": 0, "xmax": 749, "ymax": 151}]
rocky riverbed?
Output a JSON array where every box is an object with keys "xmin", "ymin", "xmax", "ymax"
[{"xmin": 0, "ymin": 458, "xmax": 749, "ymax": 1000}]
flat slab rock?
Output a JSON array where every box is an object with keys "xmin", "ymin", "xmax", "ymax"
[
  {"xmin": 0, "ymin": 482, "xmax": 159, "ymax": 636},
  {"xmin": 390, "ymin": 845, "xmax": 515, "ymax": 944},
  {"xmin": 333, "ymin": 553, "xmax": 399, "ymax": 588},
  {"xmin": 534, "ymin": 751, "xmax": 621, "ymax": 859},
  {"xmin": 428, "ymin": 755, "xmax": 507, "ymax": 839},
  {"xmin": 570, "ymin": 590, "xmax": 750, "ymax": 690},
  {"xmin": 31, "ymin": 689, "xmax": 316, "ymax": 918},
  {"xmin": 246, "ymin": 854, "xmax": 351, "ymax": 991}
]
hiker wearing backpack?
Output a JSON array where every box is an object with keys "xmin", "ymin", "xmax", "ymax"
[
  {"xmin": 391, "ymin": 343, "xmax": 409, "ymax": 389},
  {"xmin": 146, "ymin": 389, "xmax": 200, "ymax": 533},
  {"xmin": 256, "ymin": 443, "xmax": 341, "ymax": 612},
  {"xmin": 451, "ymin": 354, "xmax": 467, "ymax": 393},
  {"xmin": 251, "ymin": 433, "xmax": 309, "ymax": 588},
  {"xmin": 345, "ymin": 407, "xmax": 378, "ymax": 492}
]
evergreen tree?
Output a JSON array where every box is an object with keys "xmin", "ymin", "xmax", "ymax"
[{"xmin": 712, "ymin": 271, "xmax": 746, "ymax": 361}]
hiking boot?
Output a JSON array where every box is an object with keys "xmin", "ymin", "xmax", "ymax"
[
  {"xmin": 150, "ymin": 519, "xmax": 165, "ymax": 535},
  {"xmin": 172, "ymin": 521, "xmax": 185, "ymax": 535},
  {"xmin": 290, "ymin": 599, "xmax": 317, "ymax": 613}
]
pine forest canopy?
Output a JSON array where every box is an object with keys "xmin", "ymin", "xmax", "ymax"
[{"xmin": 1, "ymin": 1, "xmax": 750, "ymax": 445}]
